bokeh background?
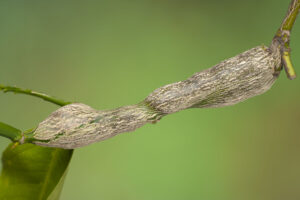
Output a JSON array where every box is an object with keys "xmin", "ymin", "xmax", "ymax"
[{"xmin": 1, "ymin": 0, "xmax": 300, "ymax": 200}]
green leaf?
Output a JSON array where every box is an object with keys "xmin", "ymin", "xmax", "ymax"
[
  {"xmin": 0, "ymin": 143, "xmax": 73, "ymax": 200},
  {"xmin": 47, "ymin": 167, "xmax": 70, "ymax": 200}
]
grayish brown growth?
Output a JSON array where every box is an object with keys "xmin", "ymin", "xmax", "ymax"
[
  {"xmin": 32, "ymin": 45, "xmax": 282, "ymax": 149},
  {"xmin": 33, "ymin": 103, "xmax": 161, "ymax": 148},
  {"xmin": 145, "ymin": 46, "xmax": 281, "ymax": 113}
]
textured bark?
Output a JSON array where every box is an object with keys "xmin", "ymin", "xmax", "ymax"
[{"xmin": 32, "ymin": 45, "xmax": 282, "ymax": 149}]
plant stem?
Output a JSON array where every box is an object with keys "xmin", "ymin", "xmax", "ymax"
[
  {"xmin": 277, "ymin": 0, "xmax": 300, "ymax": 35},
  {"xmin": 0, "ymin": 85, "xmax": 71, "ymax": 106},
  {"xmin": 0, "ymin": 121, "xmax": 22, "ymax": 142},
  {"xmin": 273, "ymin": 0, "xmax": 300, "ymax": 80}
]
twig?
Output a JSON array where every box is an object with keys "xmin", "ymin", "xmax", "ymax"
[
  {"xmin": 0, "ymin": 85, "xmax": 71, "ymax": 106},
  {"xmin": 273, "ymin": 0, "xmax": 300, "ymax": 79},
  {"xmin": 0, "ymin": 121, "xmax": 22, "ymax": 142}
]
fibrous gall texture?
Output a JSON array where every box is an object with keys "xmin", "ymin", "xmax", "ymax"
[
  {"xmin": 145, "ymin": 46, "xmax": 281, "ymax": 113},
  {"xmin": 33, "ymin": 45, "xmax": 281, "ymax": 149}
]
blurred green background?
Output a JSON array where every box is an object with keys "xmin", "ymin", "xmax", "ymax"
[{"xmin": 1, "ymin": 0, "xmax": 300, "ymax": 200}]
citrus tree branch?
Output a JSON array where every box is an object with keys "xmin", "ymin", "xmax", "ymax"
[{"xmin": 0, "ymin": 0, "xmax": 299, "ymax": 149}]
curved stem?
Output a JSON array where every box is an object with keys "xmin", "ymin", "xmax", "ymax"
[
  {"xmin": 0, "ymin": 121, "xmax": 22, "ymax": 142},
  {"xmin": 0, "ymin": 85, "xmax": 71, "ymax": 106},
  {"xmin": 273, "ymin": 0, "xmax": 300, "ymax": 80}
]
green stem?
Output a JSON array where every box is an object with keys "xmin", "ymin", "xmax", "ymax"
[
  {"xmin": 0, "ymin": 121, "xmax": 22, "ymax": 142},
  {"xmin": 273, "ymin": 0, "xmax": 300, "ymax": 80},
  {"xmin": 277, "ymin": 0, "xmax": 300, "ymax": 34},
  {"xmin": 282, "ymin": 51, "xmax": 296, "ymax": 79},
  {"xmin": 0, "ymin": 85, "xmax": 71, "ymax": 106}
]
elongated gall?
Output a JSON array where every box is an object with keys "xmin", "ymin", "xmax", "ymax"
[{"xmin": 32, "ymin": 45, "xmax": 282, "ymax": 149}]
